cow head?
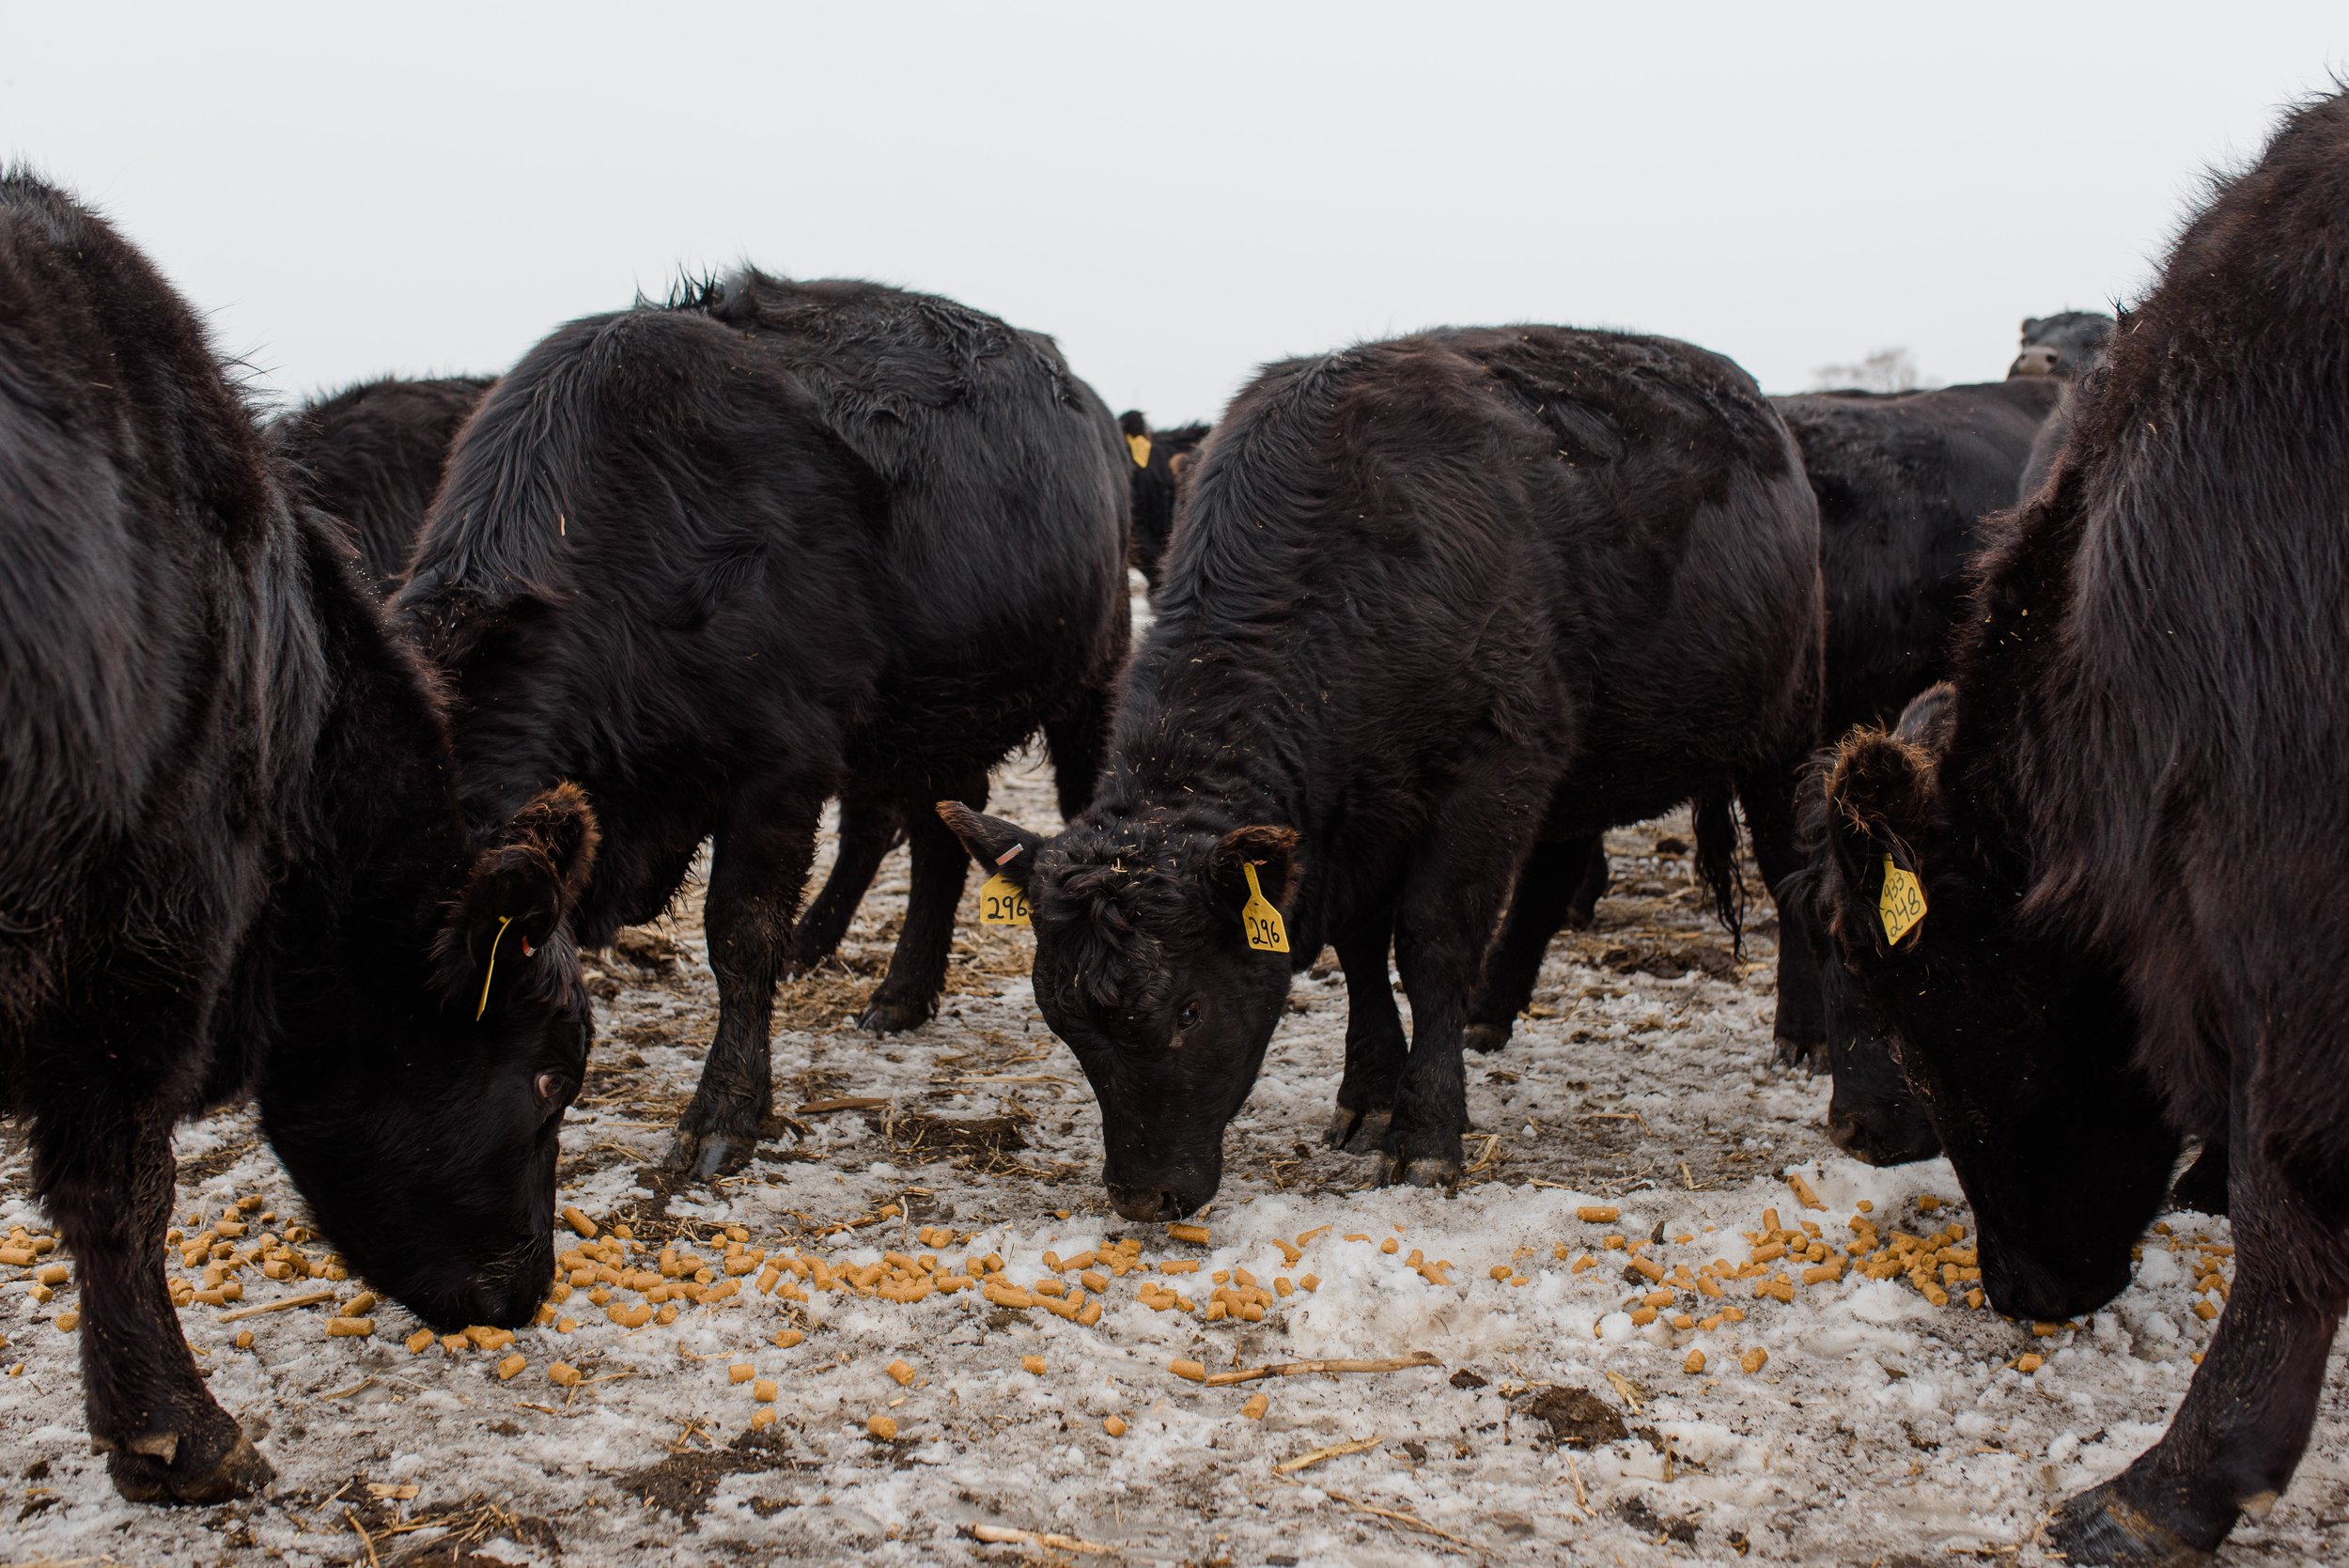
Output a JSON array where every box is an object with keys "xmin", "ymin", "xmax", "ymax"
[
  {"xmin": 941, "ymin": 801, "xmax": 1295, "ymax": 1221},
  {"xmin": 1812, "ymin": 696, "xmax": 2175, "ymax": 1322},
  {"xmin": 262, "ymin": 784, "xmax": 600, "ymax": 1330}
]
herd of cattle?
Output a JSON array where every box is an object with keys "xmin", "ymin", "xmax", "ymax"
[{"xmin": 3, "ymin": 87, "xmax": 2346, "ymax": 1565}]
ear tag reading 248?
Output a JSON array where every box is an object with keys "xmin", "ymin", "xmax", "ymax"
[
  {"xmin": 979, "ymin": 873, "xmax": 1032, "ymax": 927},
  {"xmin": 1878, "ymin": 855, "xmax": 1927, "ymax": 946},
  {"xmin": 1240, "ymin": 862, "xmax": 1289, "ymax": 954}
]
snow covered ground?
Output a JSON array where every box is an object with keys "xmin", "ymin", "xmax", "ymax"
[{"xmin": 5, "ymin": 687, "xmax": 2346, "ymax": 1565}]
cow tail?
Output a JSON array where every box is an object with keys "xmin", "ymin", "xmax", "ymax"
[{"xmin": 1692, "ymin": 784, "xmax": 1746, "ymax": 958}]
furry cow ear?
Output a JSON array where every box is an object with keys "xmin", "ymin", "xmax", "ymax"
[
  {"xmin": 2021, "ymin": 317, "xmax": 2044, "ymax": 338},
  {"xmin": 442, "ymin": 783, "xmax": 600, "ymax": 1006},
  {"xmin": 937, "ymin": 802, "xmax": 1045, "ymax": 891},
  {"xmin": 1823, "ymin": 731, "xmax": 1939, "ymax": 951},
  {"xmin": 1206, "ymin": 825, "xmax": 1299, "ymax": 910}
]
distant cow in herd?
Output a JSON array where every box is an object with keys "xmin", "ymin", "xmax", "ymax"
[
  {"xmin": 1814, "ymin": 91, "xmax": 2349, "ymax": 1563},
  {"xmin": 1117, "ymin": 410, "xmax": 1212, "ymax": 586},
  {"xmin": 396, "ymin": 272, "xmax": 1132, "ymax": 1179},
  {"xmin": 272, "ymin": 374, "xmax": 492, "ymax": 596},
  {"xmin": 945, "ymin": 325, "xmax": 1826, "ymax": 1217},
  {"xmin": 0, "ymin": 173, "xmax": 594, "ymax": 1502}
]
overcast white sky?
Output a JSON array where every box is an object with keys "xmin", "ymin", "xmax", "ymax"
[{"xmin": 8, "ymin": 4, "xmax": 2343, "ymax": 419}]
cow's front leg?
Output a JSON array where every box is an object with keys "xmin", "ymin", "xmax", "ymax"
[{"xmin": 1327, "ymin": 911, "xmax": 1405, "ymax": 1154}]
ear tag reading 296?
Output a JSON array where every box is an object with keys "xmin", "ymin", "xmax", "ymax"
[
  {"xmin": 1127, "ymin": 432, "xmax": 1152, "ymax": 468},
  {"xmin": 1878, "ymin": 855, "xmax": 1927, "ymax": 946},
  {"xmin": 1240, "ymin": 862, "xmax": 1289, "ymax": 954},
  {"xmin": 979, "ymin": 873, "xmax": 1032, "ymax": 927}
]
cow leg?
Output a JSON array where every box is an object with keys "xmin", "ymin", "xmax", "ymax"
[
  {"xmin": 786, "ymin": 789, "xmax": 896, "ymax": 974},
  {"xmin": 1386, "ymin": 768, "xmax": 1548, "ymax": 1186},
  {"xmin": 2171, "ymin": 1137, "xmax": 2231, "ymax": 1216},
  {"xmin": 1326, "ymin": 911, "xmax": 1406, "ymax": 1154},
  {"xmin": 2043, "ymin": 1109, "xmax": 2345, "ymax": 1562},
  {"xmin": 858, "ymin": 773, "xmax": 987, "ymax": 1033},
  {"xmin": 1044, "ymin": 681, "xmax": 1114, "ymax": 820},
  {"xmin": 33, "ymin": 1059, "xmax": 270, "ymax": 1502},
  {"xmin": 1466, "ymin": 833, "xmax": 1600, "ymax": 1054},
  {"xmin": 670, "ymin": 779, "xmax": 824, "ymax": 1180},
  {"xmin": 1739, "ymin": 764, "xmax": 1828, "ymax": 1065}
]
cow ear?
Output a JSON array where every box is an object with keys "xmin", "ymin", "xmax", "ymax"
[
  {"xmin": 2021, "ymin": 317, "xmax": 2044, "ymax": 339},
  {"xmin": 1206, "ymin": 825, "xmax": 1299, "ymax": 911},
  {"xmin": 1822, "ymin": 730, "xmax": 1938, "ymax": 946},
  {"xmin": 442, "ymin": 784, "xmax": 599, "ymax": 1002},
  {"xmin": 937, "ymin": 802, "xmax": 1045, "ymax": 892}
]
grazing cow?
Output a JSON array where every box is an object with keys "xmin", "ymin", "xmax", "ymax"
[
  {"xmin": 397, "ymin": 272, "xmax": 1130, "ymax": 1179},
  {"xmin": 943, "ymin": 326, "xmax": 1823, "ymax": 1218},
  {"xmin": 272, "ymin": 375, "xmax": 492, "ymax": 596},
  {"xmin": 1813, "ymin": 94, "xmax": 2349, "ymax": 1562},
  {"xmin": 0, "ymin": 174, "xmax": 596, "ymax": 1503},
  {"xmin": 1117, "ymin": 411, "xmax": 1211, "ymax": 586},
  {"xmin": 1468, "ymin": 377, "xmax": 2060, "ymax": 1137}
]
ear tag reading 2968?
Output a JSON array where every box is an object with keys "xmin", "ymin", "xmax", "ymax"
[
  {"xmin": 1240, "ymin": 862, "xmax": 1289, "ymax": 954},
  {"xmin": 1878, "ymin": 855, "xmax": 1927, "ymax": 946},
  {"xmin": 979, "ymin": 873, "xmax": 1032, "ymax": 927}
]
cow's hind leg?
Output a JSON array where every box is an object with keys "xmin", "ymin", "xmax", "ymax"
[
  {"xmin": 2043, "ymin": 1088, "xmax": 2346, "ymax": 1562},
  {"xmin": 1326, "ymin": 910, "xmax": 1406, "ymax": 1154},
  {"xmin": 1044, "ymin": 680, "xmax": 1114, "ymax": 820},
  {"xmin": 34, "ymin": 1024, "xmax": 270, "ymax": 1502},
  {"xmin": 786, "ymin": 789, "xmax": 896, "ymax": 974},
  {"xmin": 670, "ymin": 776, "xmax": 825, "ymax": 1179},
  {"xmin": 1466, "ymin": 833, "xmax": 1602, "ymax": 1053},
  {"xmin": 858, "ymin": 773, "xmax": 988, "ymax": 1033}
]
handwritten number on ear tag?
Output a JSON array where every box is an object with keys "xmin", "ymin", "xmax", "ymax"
[
  {"xmin": 476, "ymin": 914, "xmax": 515, "ymax": 1021},
  {"xmin": 1878, "ymin": 856, "xmax": 1927, "ymax": 946},
  {"xmin": 1240, "ymin": 862, "xmax": 1289, "ymax": 954},
  {"xmin": 979, "ymin": 872, "xmax": 1032, "ymax": 927}
]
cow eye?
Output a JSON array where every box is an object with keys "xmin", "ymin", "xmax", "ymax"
[
  {"xmin": 535, "ymin": 1071, "xmax": 574, "ymax": 1107},
  {"xmin": 1177, "ymin": 997, "xmax": 1205, "ymax": 1032}
]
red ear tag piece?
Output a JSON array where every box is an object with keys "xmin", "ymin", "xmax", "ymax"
[
  {"xmin": 520, "ymin": 936, "xmax": 536, "ymax": 958},
  {"xmin": 995, "ymin": 843, "xmax": 1026, "ymax": 866}
]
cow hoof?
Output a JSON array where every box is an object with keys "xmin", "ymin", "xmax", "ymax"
[
  {"xmin": 2041, "ymin": 1483, "xmax": 2212, "ymax": 1567},
  {"xmin": 1400, "ymin": 1157, "xmax": 1461, "ymax": 1189},
  {"xmin": 106, "ymin": 1427, "xmax": 272, "ymax": 1506},
  {"xmin": 665, "ymin": 1129, "xmax": 754, "ymax": 1181},
  {"xmin": 1463, "ymin": 1023, "xmax": 1511, "ymax": 1054},
  {"xmin": 1326, "ymin": 1106, "xmax": 1391, "ymax": 1153},
  {"xmin": 857, "ymin": 994, "xmax": 932, "ymax": 1034},
  {"xmin": 1773, "ymin": 1033, "xmax": 1823, "ymax": 1072}
]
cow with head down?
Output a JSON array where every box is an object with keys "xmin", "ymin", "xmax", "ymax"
[
  {"xmin": 946, "ymin": 324, "xmax": 1824, "ymax": 1219},
  {"xmin": 0, "ymin": 172, "xmax": 597, "ymax": 1503},
  {"xmin": 1812, "ymin": 92, "xmax": 2349, "ymax": 1564}
]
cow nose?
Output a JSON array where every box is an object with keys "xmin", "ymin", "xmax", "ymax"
[
  {"xmin": 1106, "ymin": 1183, "xmax": 1185, "ymax": 1222},
  {"xmin": 2009, "ymin": 346, "xmax": 2061, "ymax": 378},
  {"xmin": 1825, "ymin": 1107, "xmax": 1869, "ymax": 1156}
]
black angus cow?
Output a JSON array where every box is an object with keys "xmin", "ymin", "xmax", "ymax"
[
  {"xmin": 1465, "ymin": 377, "xmax": 2061, "ymax": 1167},
  {"xmin": 2013, "ymin": 310, "xmax": 2117, "ymax": 501},
  {"xmin": 0, "ymin": 174, "xmax": 596, "ymax": 1503},
  {"xmin": 943, "ymin": 326, "xmax": 1823, "ymax": 1218},
  {"xmin": 1117, "ymin": 410, "xmax": 1211, "ymax": 586},
  {"xmin": 1814, "ymin": 93, "xmax": 2349, "ymax": 1563},
  {"xmin": 272, "ymin": 375, "xmax": 493, "ymax": 596},
  {"xmin": 397, "ymin": 272, "xmax": 1130, "ymax": 1180}
]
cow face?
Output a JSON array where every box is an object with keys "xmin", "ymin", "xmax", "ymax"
[
  {"xmin": 941, "ymin": 803, "xmax": 1295, "ymax": 1221},
  {"xmin": 1815, "ymin": 725, "xmax": 2177, "ymax": 1322},
  {"xmin": 1816, "ymin": 953, "xmax": 1941, "ymax": 1166},
  {"xmin": 263, "ymin": 784, "xmax": 600, "ymax": 1330}
]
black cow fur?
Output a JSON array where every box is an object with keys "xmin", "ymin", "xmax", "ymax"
[
  {"xmin": 272, "ymin": 374, "xmax": 492, "ymax": 596},
  {"xmin": 397, "ymin": 271, "xmax": 1131, "ymax": 1180},
  {"xmin": 0, "ymin": 172, "xmax": 597, "ymax": 1504},
  {"xmin": 944, "ymin": 326, "xmax": 1823, "ymax": 1219},
  {"xmin": 1813, "ymin": 93, "xmax": 2349, "ymax": 1562}
]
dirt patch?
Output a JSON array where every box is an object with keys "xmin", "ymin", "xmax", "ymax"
[
  {"xmin": 876, "ymin": 1112, "xmax": 1029, "ymax": 1160},
  {"xmin": 1616, "ymin": 1495, "xmax": 1699, "ymax": 1545},
  {"xmin": 1518, "ymin": 1386, "xmax": 1628, "ymax": 1449},
  {"xmin": 179, "ymin": 1135, "xmax": 262, "ymax": 1184},
  {"xmin": 614, "ymin": 1427, "xmax": 804, "ymax": 1522},
  {"xmin": 1595, "ymin": 940, "xmax": 1736, "ymax": 981}
]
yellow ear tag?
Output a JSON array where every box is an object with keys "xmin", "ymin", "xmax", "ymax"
[
  {"xmin": 1878, "ymin": 856, "xmax": 1926, "ymax": 946},
  {"xmin": 1126, "ymin": 432, "xmax": 1152, "ymax": 468},
  {"xmin": 475, "ymin": 914, "xmax": 515, "ymax": 1021},
  {"xmin": 1240, "ymin": 862, "xmax": 1289, "ymax": 954},
  {"xmin": 979, "ymin": 873, "xmax": 1032, "ymax": 927}
]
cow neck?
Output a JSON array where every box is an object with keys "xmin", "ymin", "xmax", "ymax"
[{"xmin": 1112, "ymin": 619, "xmax": 1307, "ymax": 839}]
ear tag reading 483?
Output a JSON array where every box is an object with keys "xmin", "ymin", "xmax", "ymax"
[
  {"xmin": 1240, "ymin": 862, "xmax": 1289, "ymax": 954},
  {"xmin": 1878, "ymin": 855, "xmax": 1926, "ymax": 945},
  {"xmin": 979, "ymin": 872, "xmax": 1032, "ymax": 927}
]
